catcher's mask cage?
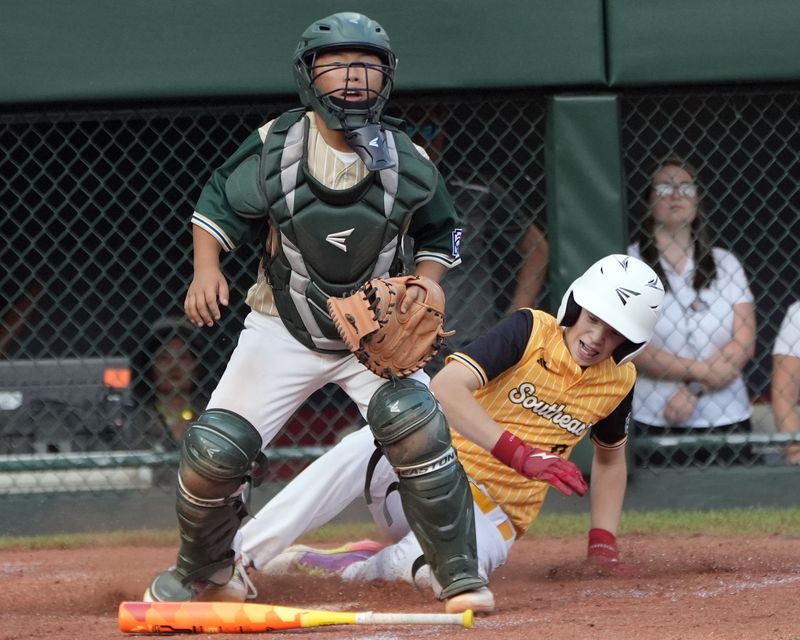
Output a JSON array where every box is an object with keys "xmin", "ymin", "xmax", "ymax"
[
  {"xmin": 293, "ymin": 12, "xmax": 396, "ymax": 134},
  {"xmin": 557, "ymin": 254, "xmax": 665, "ymax": 365}
]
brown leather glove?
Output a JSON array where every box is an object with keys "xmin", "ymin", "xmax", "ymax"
[{"xmin": 327, "ymin": 275, "xmax": 454, "ymax": 378}]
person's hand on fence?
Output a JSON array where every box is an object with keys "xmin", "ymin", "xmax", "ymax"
[{"xmin": 784, "ymin": 443, "xmax": 800, "ymax": 465}]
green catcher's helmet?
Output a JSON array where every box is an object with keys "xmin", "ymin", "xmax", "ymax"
[{"xmin": 293, "ymin": 12, "xmax": 396, "ymax": 132}]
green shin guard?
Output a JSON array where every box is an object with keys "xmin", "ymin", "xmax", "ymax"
[
  {"xmin": 368, "ymin": 379, "xmax": 486, "ymax": 598},
  {"xmin": 175, "ymin": 491, "xmax": 248, "ymax": 583},
  {"xmin": 173, "ymin": 409, "xmax": 263, "ymax": 585},
  {"xmin": 398, "ymin": 456, "xmax": 486, "ymax": 598}
]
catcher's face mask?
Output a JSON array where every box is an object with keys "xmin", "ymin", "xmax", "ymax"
[
  {"xmin": 309, "ymin": 50, "xmax": 390, "ymax": 120},
  {"xmin": 293, "ymin": 12, "xmax": 397, "ymax": 170}
]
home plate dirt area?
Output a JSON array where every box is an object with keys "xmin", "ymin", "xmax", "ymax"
[{"xmin": 1, "ymin": 534, "xmax": 799, "ymax": 640}]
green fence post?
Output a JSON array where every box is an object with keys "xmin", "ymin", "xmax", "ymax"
[{"xmin": 545, "ymin": 93, "xmax": 628, "ymax": 476}]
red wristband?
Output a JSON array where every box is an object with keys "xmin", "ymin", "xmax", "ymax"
[
  {"xmin": 491, "ymin": 430, "xmax": 525, "ymax": 470},
  {"xmin": 588, "ymin": 528, "xmax": 618, "ymax": 559}
]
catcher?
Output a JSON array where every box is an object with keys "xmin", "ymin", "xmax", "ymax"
[
  {"xmin": 237, "ymin": 255, "xmax": 665, "ymax": 606},
  {"xmin": 142, "ymin": 11, "xmax": 489, "ymax": 614}
]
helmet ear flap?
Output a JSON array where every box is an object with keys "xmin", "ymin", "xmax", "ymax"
[
  {"xmin": 560, "ymin": 292, "xmax": 582, "ymax": 328},
  {"xmin": 612, "ymin": 341, "xmax": 645, "ymax": 366}
]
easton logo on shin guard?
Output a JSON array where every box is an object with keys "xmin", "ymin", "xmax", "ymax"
[{"xmin": 393, "ymin": 447, "xmax": 457, "ymax": 478}]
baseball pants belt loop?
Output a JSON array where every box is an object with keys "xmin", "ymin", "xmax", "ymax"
[{"xmin": 469, "ymin": 481, "xmax": 515, "ymax": 542}]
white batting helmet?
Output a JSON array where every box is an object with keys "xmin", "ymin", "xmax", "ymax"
[{"xmin": 556, "ymin": 254, "xmax": 665, "ymax": 365}]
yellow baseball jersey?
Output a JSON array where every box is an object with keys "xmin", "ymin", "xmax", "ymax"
[{"xmin": 448, "ymin": 308, "xmax": 636, "ymax": 536}]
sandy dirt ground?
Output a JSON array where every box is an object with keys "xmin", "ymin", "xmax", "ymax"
[{"xmin": 2, "ymin": 534, "xmax": 800, "ymax": 640}]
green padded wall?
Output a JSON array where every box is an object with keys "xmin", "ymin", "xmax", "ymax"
[
  {"xmin": 545, "ymin": 94, "xmax": 627, "ymax": 305},
  {"xmin": 545, "ymin": 94, "xmax": 628, "ymax": 475},
  {"xmin": 5, "ymin": 1, "xmax": 800, "ymax": 104},
  {"xmin": 606, "ymin": 0, "xmax": 800, "ymax": 85},
  {"xmin": 0, "ymin": 0, "xmax": 605, "ymax": 104}
]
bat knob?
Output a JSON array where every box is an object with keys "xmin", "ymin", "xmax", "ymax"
[{"xmin": 463, "ymin": 609, "xmax": 474, "ymax": 628}]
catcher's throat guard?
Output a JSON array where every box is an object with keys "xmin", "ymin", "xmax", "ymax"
[
  {"xmin": 344, "ymin": 123, "xmax": 395, "ymax": 171},
  {"xmin": 327, "ymin": 275, "xmax": 454, "ymax": 378}
]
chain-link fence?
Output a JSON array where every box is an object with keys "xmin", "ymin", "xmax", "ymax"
[
  {"xmin": 621, "ymin": 87, "xmax": 800, "ymax": 470},
  {"xmin": 2, "ymin": 85, "xmax": 799, "ymax": 493},
  {"xmin": 0, "ymin": 93, "xmax": 547, "ymax": 493}
]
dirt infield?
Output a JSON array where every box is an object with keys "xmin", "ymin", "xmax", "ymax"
[{"xmin": 2, "ymin": 534, "xmax": 799, "ymax": 640}]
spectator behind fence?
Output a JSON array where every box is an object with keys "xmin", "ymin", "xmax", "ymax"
[
  {"xmin": 627, "ymin": 155, "xmax": 756, "ymax": 467},
  {"xmin": 0, "ymin": 277, "xmax": 43, "ymax": 359},
  {"xmin": 126, "ymin": 317, "xmax": 207, "ymax": 452},
  {"xmin": 771, "ymin": 301, "xmax": 800, "ymax": 464},
  {"xmin": 406, "ymin": 117, "xmax": 549, "ymax": 363}
]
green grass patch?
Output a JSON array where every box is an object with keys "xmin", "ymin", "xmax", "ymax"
[
  {"xmin": 0, "ymin": 528, "xmax": 177, "ymax": 551},
  {"xmin": 2, "ymin": 508, "xmax": 800, "ymax": 550},
  {"xmin": 528, "ymin": 507, "xmax": 800, "ymax": 537},
  {"xmin": 0, "ymin": 523, "xmax": 383, "ymax": 551}
]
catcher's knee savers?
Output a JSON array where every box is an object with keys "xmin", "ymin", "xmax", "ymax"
[
  {"xmin": 367, "ymin": 379, "xmax": 486, "ymax": 598},
  {"xmin": 174, "ymin": 409, "xmax": 263, "ymax": 584}
]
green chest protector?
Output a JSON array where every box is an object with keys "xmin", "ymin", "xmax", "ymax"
[{"xmin": 225, "ymin": 109, "xmax": 438, "ymax": 352}]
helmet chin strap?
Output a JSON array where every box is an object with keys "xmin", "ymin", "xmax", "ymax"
[{"xmin": 344, "ymin": 123, "xmax": 395, "ymax": 171}]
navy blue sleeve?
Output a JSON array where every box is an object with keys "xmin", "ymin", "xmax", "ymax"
[
  {"xmin": 590, "ymin": 387, "xmax": 634, "ymax": 446},
  {"xmin": 457, "ymin": 309, "xmax": 533, "ymax": 382}
]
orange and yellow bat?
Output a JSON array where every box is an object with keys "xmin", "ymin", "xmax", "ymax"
[{"xmin": 118, "ymin": 601, "xmax": 473, "ymax": 634}]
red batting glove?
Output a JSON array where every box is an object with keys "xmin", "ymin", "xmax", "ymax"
[
  {"xmin": 586, "ymin": 528, "xmax": 638, "ymax": 577},
  {"xmin": 491, "ymin": 430, "xmax": 588, "ymax": 496}
]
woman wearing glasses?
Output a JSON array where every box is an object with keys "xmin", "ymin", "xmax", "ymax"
[{"xmin": 627, "ymin": 155, "xmax": 757, "ymax": 467}]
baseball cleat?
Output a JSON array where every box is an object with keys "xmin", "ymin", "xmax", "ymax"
[
  {"xmin": 262, "ymin": 539, "xmax": 384, "ymax": 577},
  {"xmin": 445, "ymin": 586, "xmax": 495, "ymax": 614},
  {"xmin": 143, "ymin": 559, "xmax": 257, "ymax": 603}
]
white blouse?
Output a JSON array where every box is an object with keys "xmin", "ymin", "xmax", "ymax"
[{"xmin": 627, "ymin": 244, "xmax": 754, "ymax": 428}]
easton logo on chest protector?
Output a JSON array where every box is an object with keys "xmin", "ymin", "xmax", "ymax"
[{"xmin": 325, "ymin": 228, "xmax": 355, "ymax": 252}]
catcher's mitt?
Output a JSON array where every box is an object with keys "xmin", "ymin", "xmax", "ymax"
[{"xmin": 327, "ymin": 275, "xmax": 454, "ymax": 378}]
